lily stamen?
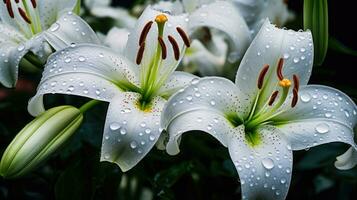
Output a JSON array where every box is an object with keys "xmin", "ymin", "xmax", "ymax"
[
  {"xmin": 5, "ymin": 0, "xmax": 14, "ymax": 18},
  {"xmin": 136, "ymin": 42, "xmax": 145, "ymax": 65},
  {"xmin": 293, "ymin": 74, "xmax": 299, "ymax": 92},
  {"xmin": 139, "ymin": 21, "xmax": 153, "ymax": 45},
  {"xmin": 257, "ymin": 64, "xmax": 270, "ymax": 89},
  {"xmin": 158, "ymin": 37, "xmax": 167, "ymax": 59},
  {"xmin": 268, "ymin": 91, "xmax": 279, "ymax": 106},
  {"xmin": 18, "ymin": 7, "xmax": 32, "ymax": 24},
  {"xmin": 168, "ymin": 35, "xmax": 180, "ymax": 60},
  {"xmin": 30, "ymin": 0, "xmax": 37, "ymax": 8},
  {"xmin": 277, "ymin": 57, "xmax": 284, "ymax": 81},
  {"xmin": 176, "ymin": 27, "xmax": 191, "ymax": 47},
  {"xmin": 291, "ymin": 88, "xmax": 298, "ymax": 107}
]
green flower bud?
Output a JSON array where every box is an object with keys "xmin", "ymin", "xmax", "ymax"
[{"xmin": 0, "ymin": 106, "xmax": 83, "ymax": 178}]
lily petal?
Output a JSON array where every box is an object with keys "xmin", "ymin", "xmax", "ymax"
[
  {"xmin": 162, "ymin": 77, "xmax": 251, "ymax": 152},
  {"xmin": 101, "ymin": 92, "xmax": 165, "ymax": 172},
  {"xmin": 228, "ymin": 125, "xmax": 292, "ymax": 200},
  {"xmin": 89, "ymin": 6, "xmax": 137, "ymax": 29},
  {"xmin": 0, "ymin": 23, "xmax": 49, "ymax": 87},
  {"xmin": 235, "ymin": 20, "xmax": 313, "ymax": 110},
  {"xmin": 104, "ymin": 27, "xmax": 129, "ymax": 54},
  {"xmin": 274, "ymin": 85, "xmax": 357, "ymax": 168},
  {"xmin": 44, "ymin": 12, "xmax": 100, "ymax": 51},
  {"xmin": 188, "ymin": 1, "xmax": 251, "ymax": 62},
  {"xmin": 182, "ymin": 35, "xmax": 228, "ymax": 76},
  {"xmin": 158, "ymin": 71, "xmax": 198, "ymax": 99},
  {"xmin": 335, "ymin": 147, "xmax": 357, "ymax": 170},
  {"xmin": 28, "ymin": 44, "xmax": 140, "ymax": 116},
  {"xmin": 38, "ymin": 0, "xmax": 77, "ymax": 29}
]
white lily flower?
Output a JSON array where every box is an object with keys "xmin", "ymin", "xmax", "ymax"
[
  {"xmin": 84, "ymin": 0, "xmax": 136, "ymax": 28},
  {"xmin": 162, "ymin": 20, "xmax": 357, "ymax": 200},
  {"xmin": 27, "ymin": 6, "xmax": 201, "ymax": 172},
  {"xmin": 103, "ymin": 27, "xmax": 130, "ymax": 54},
  {"xmin": 233, "ymin": 0, "xmax": 294, "ymax": 35},
  {"xmin": 0, "ymin": 0, "xmax": 100, "ymax": 88}
]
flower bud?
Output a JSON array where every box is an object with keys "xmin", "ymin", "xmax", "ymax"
[{"xmin": 0, "ymin": 106, "xmax": 83, "ymax": 178}]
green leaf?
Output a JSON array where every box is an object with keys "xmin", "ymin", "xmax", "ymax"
[
  {"xmin": 329, "ymin": 37, "xmax": 357, "ymax": 56},
  {"xmin": 304, "ymin": 0, "xmax": 329, "ymax": 66},
  {"xmin": 313, "ymin": 175, "xmax": 334, "ymax": 194}
]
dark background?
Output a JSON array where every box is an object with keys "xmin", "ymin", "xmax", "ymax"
[{"xmin": 1, "ymin": 0, "xmax": 356, "ymax": 199}]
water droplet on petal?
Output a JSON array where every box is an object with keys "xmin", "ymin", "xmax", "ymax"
[
  {"xmin": 50, "ymin": 23, "xmax": 60, "ymax": 32},
  {"xmin": 191, "ymin": 78, "xmax": 199, "ymax": 85},
  {"xmin": 130, "ymin": 141, "xmax": 137, "ymax": 149},
  {"xmin": 315, "ymin": 123, "xmax": 329, "ymax": 134},
  {"xmin": 17, "ymin": 45, "xmax": 25, "ymax": 51},
  {"xmin": 261, "ymin": 158, "xmax": 275, "ymax": 170},
  {"xmin": 120, "ymin": 128, "xmax": 127, "ymax": 135},
  {"xmin": 78, "ymin": 56, "xmax": 86, "ymax": 62},
  {"xmin": 280, "ymin": 178, "xmax": 286, "ymax": 184},
  {"xmin": 300, "ymin": 93, "xmax": 311, "ymax": 102},
  {"xmin": 210, "ymin": 100, "xmax": 216, "ymax": 106},
  {"xmin": 149, "ymin": 135, "xmax": 156, "ymax": 141},
  {"xmin": 110, "ymin": 122, "xmax": 120, "ymax": 131}
]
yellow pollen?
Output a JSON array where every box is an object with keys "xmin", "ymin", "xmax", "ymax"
[
  {"xmin": 279, "ymin": 79, "xmax": 291, "ymax": 88},
  {"xmin": 155, "ymin": 14, "xmax": 168, "ymax": 24}
]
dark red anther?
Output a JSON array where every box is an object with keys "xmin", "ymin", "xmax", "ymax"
[
  {"xmin": 168, "ymin": 35, "xmax": 180, "ymax": 60},
  {"xmin": 176, "ymin": 27, "xmax": 190, "ymax": 48},
  {"xmin": 293, "ymin": 74, "xmax": 299, "ymax": 92},
  {"xmin": 5, "ymin": 0, "xmax": 14, "ymax": 18},
  {"xmin": 158, "ymin": 37, "xmax": 167, "ymax": 59},
  {"xmin": 277, "ymin": 58, "xmax": 284, "ymax": 81},
  {"xmin": 136, "ymin": 42, "xmax": 145, "ymax": 65},
  {"xmin": 291, "ymin": 88, "xmax": 299, "ymax": 108},
  {"xmin": 257, "ymin": 64, "xmax": 270, "ymax": 89},
  {"xmin": 18, "ymin": 7, "xmax": 31, "ymax": 24},
  {"xmin": 31, "ymin": 0, "xmax": 37, "ymax": 8},
  {"xmin": 268, "ymin": 91, "xmax": 279, "ymax": 106},
  {"xmin": 15, "ymin": 0, "xmax": 19, "ymax": 3},
  {"xmin": 139, "ymin": 21, "xmax": 153, "ymax": 46}
]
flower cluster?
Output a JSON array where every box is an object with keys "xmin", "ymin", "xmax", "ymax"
[{"xmin": 0, "ymin": 0, "xmax": 356, "ymax": 199}]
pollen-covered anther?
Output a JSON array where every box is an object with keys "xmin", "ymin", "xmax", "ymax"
[
  {"xmin": 279, "ymin": 79, "xmax": 291, "ymax": 88},
  {"xmin": 139, "ymin": 21, "xmax": 153, "ymax": 45},
  {"xmin": 155, "ymin": 14, "xmax": 168, "ymax": 24},
  {"xmin": 136, "ymin": 42, "xmax": 145, "ymax": 65},
  {"xmin": 276, "ymin": 57, "xmax": 285, "ymax": 81},
  {"xmin": 18, "ymin": 7, "xmax": 32, "ymax": 24},
  {"xmin": 158, "ymin": 37, "xmax": 167, "ymax": 59},
  {"xmin": 176, "ymin": 27, "xmax": 191, "ymax": 47},
  {"xmin": 257, "ymin": 64, "xmax": 270, "ymax": 89},
  {"xmin": 268, "ymin": 91, "xmax": 279, "ymax": 106},
  {"xmin": 168, "ymin": 35, "xmax": 180, "ymax": 60},
  {"xmin": 291, "ymin": 88, "xmax": 299, "ymax": 107},
  {"xmin": 5, "ymin": 0, "xmax": 14, "ymax": 18}
]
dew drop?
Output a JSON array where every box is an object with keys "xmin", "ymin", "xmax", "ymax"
[
  {"xmin": 17, "ymin": 45, "xmax": 25, "ymax": 51},
  {"xmin": 283, "ymin": 53, "xmax": 290, "ymax": 59},
  {"xmin": 300, "ymin": 92, "xmax": 311, "ymax": 103},
  {"xmin": 78, "ymin": 56, "xmax": 86, "ymax": 62},
  {"xmin": 280, "ymin": 178, "xmax": 286, "ymax": 184},
  {"xmin": 65, "ymin": 58, "xmax": 71, "ymax": 63},
  {"xmin": 50, "ymin": 23, "xmax": 60, "ymax": 32},
  {"xmin": 186, "ymin": 95, "xmax": 193, "ymax": 101},
  {"xmin": 210, "ymin": 100, "xmax": 216, "ymax": 106},
  {"xmin": 324, "ymin": 113, "xmax": 332, "ymax": 118},
  {"xmin": 120, "ymin": 128, "xmax": 127, "ymax": 135},
  {"xmin": 261, "ymin": 158, "xmax": 275, "ymax": 170},
  {"xmin": 293, "ymin": 57, "xmax": 299, "ymax": 63},
  {"xmin": 149, "ymin": 135, "xmax": 156, "ymax": 141},
  {"xmin": 315, "ymin": 123, "xmax": 329, "ymax": 134},
  {"xmin": 110, "ymin": 122, "xmax": 120, "ymax": 131},
  {"xmin": 191, "ymin": 78, "xmax": 199, "ymax": 85},
  {"xmin": 130, "ymin": 141, "xmax": 137, "ymax": 149}
]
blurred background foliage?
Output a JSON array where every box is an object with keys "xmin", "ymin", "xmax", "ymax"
[{"xmin": 1, "ymin": 0, "xmax": 357, "ymax": 199}]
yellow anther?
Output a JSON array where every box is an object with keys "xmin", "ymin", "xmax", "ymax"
[
  {"xmin": 279, "ymin": 79, "xmax": 291, "ymax": 88},
  {"xmin": 155, "ymin": 14, "xmax": 168, "ymax": 24}
]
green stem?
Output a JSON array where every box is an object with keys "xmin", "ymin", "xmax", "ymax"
[
  {"xmin": 79, "ymin": 100, "xmax": 100, "ymax": 113},
  {"xmin": 24, "ymin": 53, "xmax": 44, "ymax": 68}
]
